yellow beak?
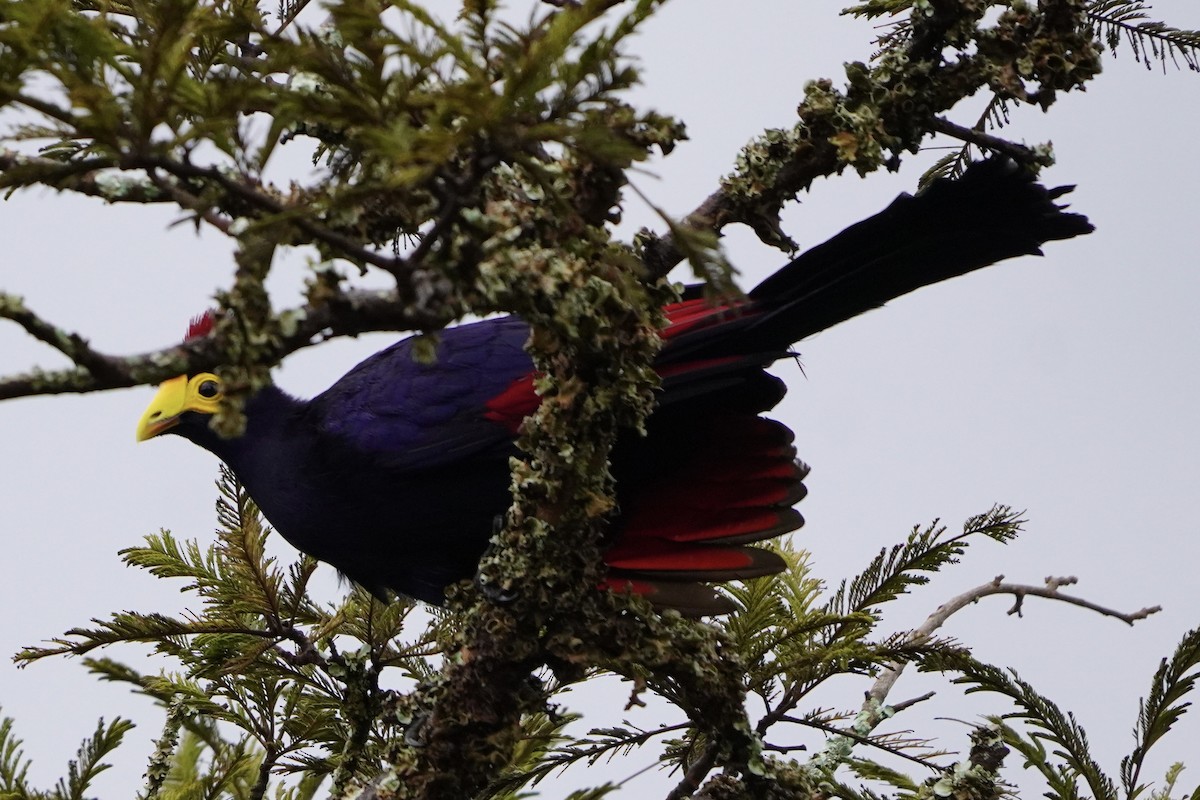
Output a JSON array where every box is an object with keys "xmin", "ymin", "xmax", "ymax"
[{"xmin": 135, "ymin": 375, "xmax": 189, "ymax": 441}]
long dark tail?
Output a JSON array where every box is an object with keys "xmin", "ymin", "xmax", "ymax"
[
  {"xmin": 623, "ymin": 160, "xmax": 1091, "ymax": 614},
  {"xmin": 740, "ymin": 158, "xmax": 1093, "ymax": 350}
]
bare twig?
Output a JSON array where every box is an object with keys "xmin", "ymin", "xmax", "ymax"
[
  {"xmin": 891, "ymin": 690, "xmax": 936, "ymax": 713},
  {"xmin": 929, "ymin": 117, "xmax": 1045, "ymax": 166},
  {"xmin": 864, "ymin": 575, "xmax": 1161, "ymax": 714},
  {"xmin": 744, "ymin": 575, "xmax": 1161, "ymax": 784}
]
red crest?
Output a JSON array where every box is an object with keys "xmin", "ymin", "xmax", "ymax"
[{"xmin": 186, "ymin": 310, "xmax": 216, "ymax": 341}]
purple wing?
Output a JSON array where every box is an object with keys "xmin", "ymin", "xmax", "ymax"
[{"xmin": 309, "ymin": 316, "xmax": 533, "ymax": 471}]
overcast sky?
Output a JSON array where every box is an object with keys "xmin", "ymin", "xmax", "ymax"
[{"xmin": 2, "ymin": 1, "xmax": 1199, "ymax": 797}]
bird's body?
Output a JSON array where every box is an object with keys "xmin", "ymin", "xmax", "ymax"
[{"xmin": 138, "ymin": 161, "xmax": 1093, "ymax": 613}]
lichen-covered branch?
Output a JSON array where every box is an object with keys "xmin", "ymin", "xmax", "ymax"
[
  {"xmin": 2, "ymin": 0, "xmax": 1118, "ymax": 398},
  {"xmin": 0, "ymin": 288, "xmax": 451, "ymax": 401},
  {"xmin": 0, "ymin": 2, "xmax": 1190, "ymax": 799},
  {"xmin": 641, "ymin": 0, "xmax": 1105, "ymax": 275},
  {"xmin": 354, "ymin": 131, "xmax": 760, "ymax": 797},
  {"xmin": 0, "ymin": 150, "xmax": 167, "ymax": 203}
]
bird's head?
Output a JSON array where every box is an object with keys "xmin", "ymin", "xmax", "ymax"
[{"xmin": 135, "ymin": 312, "xmax": 224, "ymax": 442}]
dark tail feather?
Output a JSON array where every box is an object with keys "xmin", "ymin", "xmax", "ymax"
[{"xmin": 744, "ymin": 158, "xmax": 1093, "ymax": 347}]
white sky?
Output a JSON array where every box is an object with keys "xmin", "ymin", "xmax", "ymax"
[{"xmin": 2, "ymin": 0, "xmax": 1199, "ymax": 796}]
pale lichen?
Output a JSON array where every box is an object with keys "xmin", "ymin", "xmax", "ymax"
[{"xmin": 94, "ymin": 171, "xmax": 162, "ymax": 201}]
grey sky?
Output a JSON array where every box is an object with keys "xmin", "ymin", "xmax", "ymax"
[{"xmin": 2, "ymin": 0, "xmax": 1198, "ymax": 795}]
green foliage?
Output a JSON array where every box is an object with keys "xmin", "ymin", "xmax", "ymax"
[
  {"xmin": 11, "ymin": 467, "xmax": 1198, "ymax": 800},
  {"xmin": 58, "ymin": 718, "xmax": 135, "ymax": 800},
  {"xmin": 914, "ymin": 637, "xmax": 1200, "ymax": 800},
  {"xmin": 0, "ymin": 712, "xmax": 133, "ymax": 800},
  {"xmin": 18, "ymin": 467, "xmax": 444, "ymax": 796},
  {"xmin": 0, "ymin": 714, "xmax": 33, "ymax": 799},
  {"xmin": 919, "ymin": 650, "xmax": 1116, "ymax": 800},
  {"xmin": 9, "ymin": 456, "xmax": 1196, "ymax": 800},
  {"xmin": 487, "ymin": 714, "xmax": 682, "ymax": 799},
  {"xmin": 1088, "ymin": 1, "xmax": 1200, "ymax": 71},
  {"xmin": 826, "ymin": 506, "xmax": 1023, "ymax": 631},
  {"xmin": 3, "ymin": 0, "xmax": 1199, "ymax": 797},
  {"xmin": 1122, "ymin": 629, "xmax": 1200, "ymax": 800}
]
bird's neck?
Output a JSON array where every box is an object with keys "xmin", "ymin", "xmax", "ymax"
[{"xmin": 182, "ymin": 386, "xmax": 320, "ymax": 533}]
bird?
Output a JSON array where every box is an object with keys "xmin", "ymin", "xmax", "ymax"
[{"xmin": 136, "ymin": 160, "xmax": 1092, "ymax": 615}]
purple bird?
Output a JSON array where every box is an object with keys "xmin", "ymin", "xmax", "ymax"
[{"xmin": 135, "ymin": 161, "xmax": 1091, "ymax": 614}]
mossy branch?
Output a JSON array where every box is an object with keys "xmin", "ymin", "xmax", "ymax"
[{"xmin": 3, "ymin": 0, "xmax": 1178, "ymax": 397}]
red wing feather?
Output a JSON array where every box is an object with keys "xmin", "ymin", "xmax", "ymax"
[
  {"xmin": 601, "ymin": 412, "xmax": 807, "ymax": 613},
  {"xmin": 659, "ymin": 297, "xmax": 753, "ymax": 340},
  {"xmin": 481, "ymin": 298, "xmax": 759, "ymax": 432},
  {"xmin": 604, "ymin": 541, "xmax": 787, "ymax": 578},
  {"xmin": 482, "ymin": 376, "xmax": 541, "ymax": 432},
  {"xmin": 598, "ymin": 578, "xmax": 740, "ymax": 617}
]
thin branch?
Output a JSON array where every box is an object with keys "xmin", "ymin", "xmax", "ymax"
[
  {"xmin": 0, "ymin": 288, "xmax": 447, "ymax": 401},
  {"xmin": 778, "ymin": 715, "xmax": 940, "ymax": 770},
  {"xmin": 138, "ymin": 157, "xmax": 415, "ymax": 279},
  {"xmin": 1005, "ymin": 575, "xmax": 1161, "ymax": 623},
  {"xmin": 0, "ymin": 150, "xmax": 169, "ymax": 202},
  {"xmin": 891, "ymin": 690, "xmax": 936, "ymax": 714},
  {"xmin": 20, "ymin": 623, "xmax": 293, "ymax": 663},
  {"xmin": 664, "ymin": 742, "xmax": 718, "ymax": 800},
  {"xmin": 273, "ymin": 0, "xmax": 316, "ymax": 35},
  {"xmin": 865, "ymin": 575, "xmax": 1161, "ymax": 712},
  {"xmin": 9, "ymin": 92, "xmax": 85, "ymax": 129},
  {"xmin": 0, "ymin": 292, "xmax": 126, "ymax": 382},
  {"xmin": 0, "ymin": 149, "xmax": 422, "ymax": 279},
  {"xmin": 929, "ymin": 117, "xmax": 1045, "ymax": 166},
  {"xmin": 402, "ymin": 152, "xmax": 498, "ymax": 268}
]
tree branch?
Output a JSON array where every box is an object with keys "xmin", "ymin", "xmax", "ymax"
[
  {"xmin": 640, "ymin": 0, "xmax": 1102, "ymax": 278},
  {"xmin": 0, "ymin": 0, "xmax": 1107, "ymax": 405},
  {"xmin": 864, "ymin": 575, "xmax": 1161, "ymax": 717},
  {"xmin": 779, "ymin": 714, "xmax": 938, "ymax": 770},
  {"xmin": 738, "ymin": 574, "xmax": 1161, "ymax": 790},
  {"xmin": 137, "ymin": 157, "xmax": 416, "ymax": 278},
  {"xmin": 0, "ymin": 292, "xmax": 128, "ymax": 384},
  {"xmin": 0, "ymin": 288, "xmax": 449, "ymax": 400},
  {"xmin": 929, "ymin": 116, "xmax": 1045, "ymax": 165},
  {"xmin": 0, "ymin": 150, "xmax": 167, "ymax": 202}
]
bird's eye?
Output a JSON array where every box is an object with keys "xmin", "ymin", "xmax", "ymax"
[{"xmin": 197, "ymin": 380, "xmax": 220, "ymax": 399}]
